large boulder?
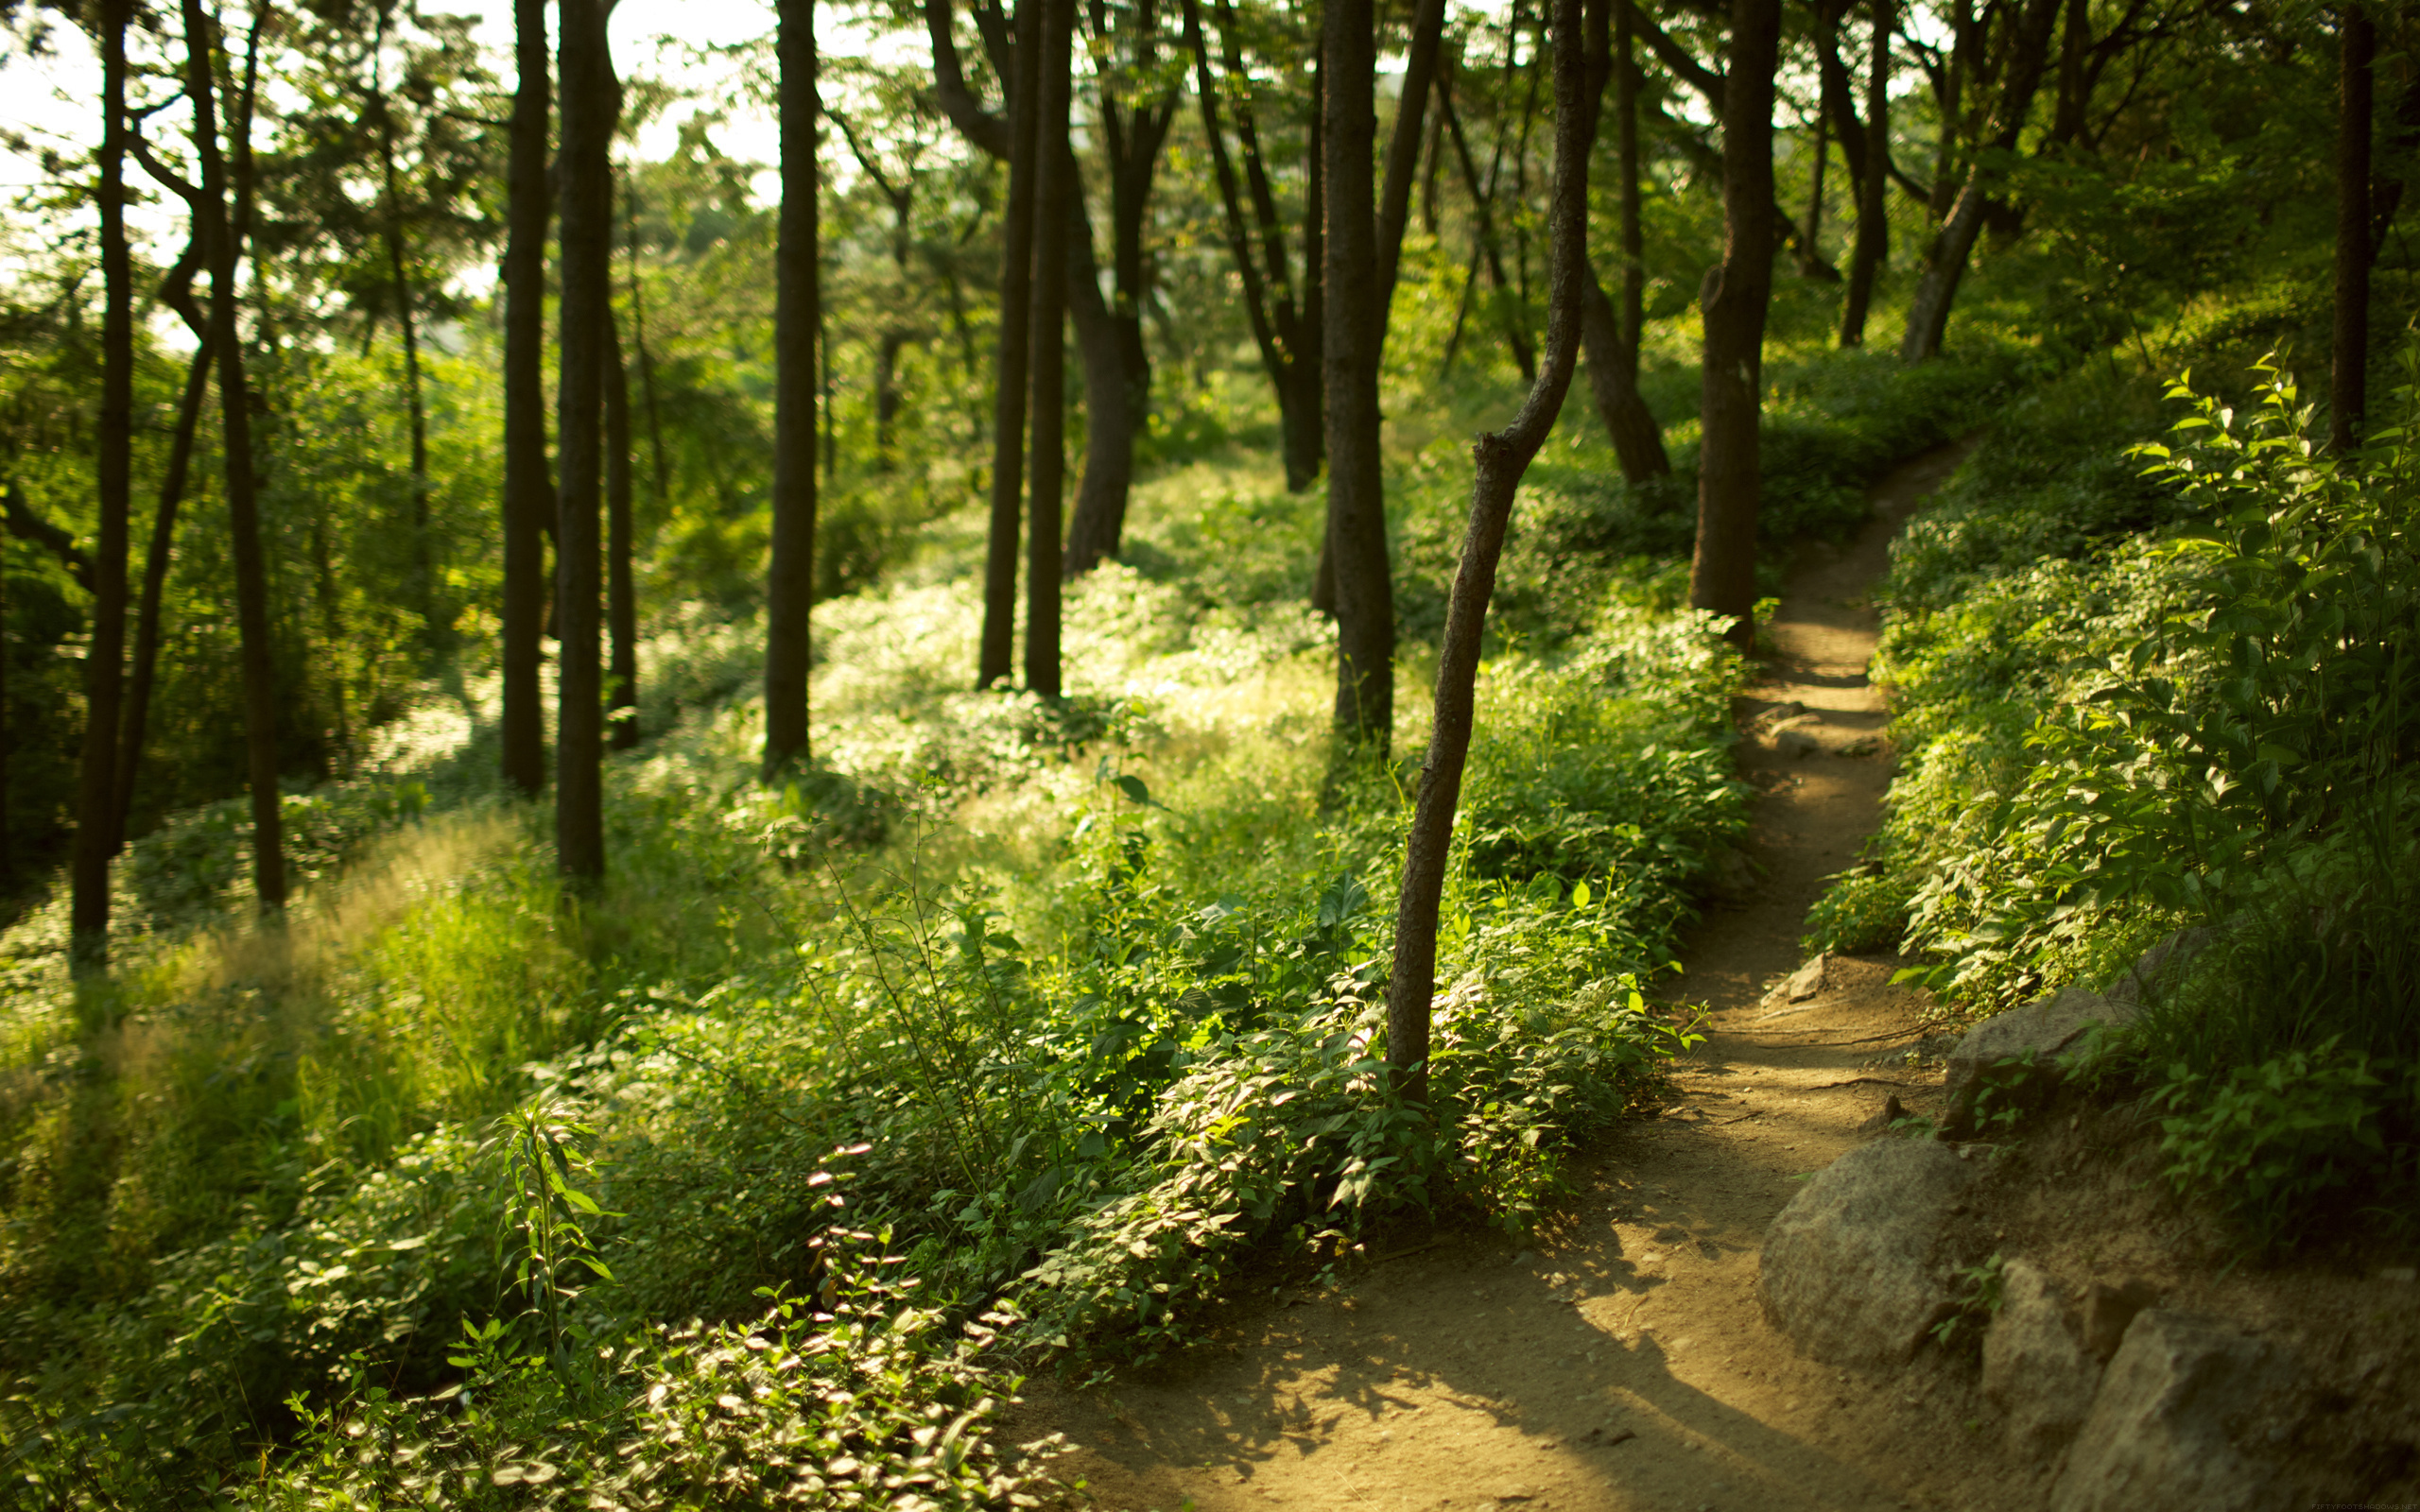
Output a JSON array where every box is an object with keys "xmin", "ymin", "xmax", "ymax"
[
  {"xmin": 1982, "ymin": 1259, "xmax": 2100, "ymax": 1456},
  {"xmin": 2048, "ymin": 1310, "xmax": 2295, "ymax": 1512},
  {"xmin": 1942, "ymin": 987, "xmax": 2138, "ymax": 1138},
  {"xmin": 1759, "ymin": 1137, "xmax": 1976, "ymax": 1369}
]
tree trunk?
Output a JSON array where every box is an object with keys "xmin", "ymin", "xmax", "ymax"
[
  {"xmin": 1900, "ymin": 0, "xmax": 2060, "ymax": 362},
  {"xmin": 629, "ymin": 183, "xmax": 672, "ymax": 512},
  {"xmin": 1324, "ymin": 0, "xmax": 1392, "ymax": 750},
  {"xmin": 977, "ymin": 0, "xmax": 1044, "ymax": 689},
  {"xmin": 1389, "ymin": 0, "xmax": 1595, "ymax": 1105},
  {"xmin": 1063, "ymin": 241, "xmax": 1139, "ymax": 576},
  {"xmin": 766, "ymin": 0, "xmax": 820, "ymax": 772},
  {"xmin": 501, "ymin": 0, "xmax": 550, "ymax": 798},
  {"xmin": 182, "ymin": 0, "xmax": 284, "ymax": 911},
  {"xmin": 1840, "ymin": 0, "xmax": 1890, "ymax": 347},
  {"xmin": 71, "ymin": 0, "xmax": 135, "ymax": 964},
  {"xmin": 371, "ymin": 5, "xmax": 436, "ymax": 646},
  {"xmin": 2334, "ymin": 3, "xmax": 2375, "ymax": 454},
  {"xmin": 1024, "ymin": 0, "xmax": 1076, "ymax": 696},
  {"xmin": 1582, "ymin": 0, "xmax": 1669, "ymax": 481},
  {"xmin": 607, "ymin": 308, "xmax": 640, "ymax": 750},
  {"xmin": 555, "ymin": 0, "xmax": 614, "ymax": 880},
  {"xmin": 1375, "ymin": 0, "xmax": 1449, "ymax": 309},
  {"xmin": 113, "ymin": 337, "xmax": 211, "ymax": 852},
  {"xmin": 1685, "ymin": 0, "xmax": 1780, "ymax": 648}
]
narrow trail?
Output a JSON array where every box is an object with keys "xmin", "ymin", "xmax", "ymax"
[{"xmin": 1024, "ymin": 441, "xmax": 2028, "ymax": 1512}]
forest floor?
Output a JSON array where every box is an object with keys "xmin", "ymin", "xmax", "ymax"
[{"xmin": 1014, "ymin": 439, "xmax": 2049, "ymax": 1512}]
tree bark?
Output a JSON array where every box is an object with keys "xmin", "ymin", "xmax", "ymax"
[
  {"xmin": 977, "ymin": 0, "xmax": 1043, "ymax": 689},
  {"xmin": 555, "ymin": 0, "xmax": 614, "ymax": 880},
  {"xmin": 1900, "ymin": 0, "xmax": 2060, "ymax": 362},
  {"xmin": 501, "ymin": 0, "xmax": 550, "ymax": 798},
  {"xmin": 1024, "ymin": 0, "xmax": 1076, "ymax": 696},
  {"xmin": 2334, "ymin": 3, "xmax": 2375, "ymax": 454},
  {"xmin": 767, "ymin": 0, "xmax": 820, "ymax": 772},
  {"xmin": 629, "ymin": 183, "xmax": 672, "ymax": 513},
  {"xmin": 183, "ymin": 0, "xmax": 285, "ymax": 911},
  {"xmin": 607, "ymin": 308, "xmax": 640, "ymax": 751},
  {"xmin": 1840, "ymin": 0, "xmax": 1891, "ymax": 347},
  {"xmin": 1582, "ymin": 0, "xmax": 1669, "ymax": 480},
  {"xmin": 113, "ymin": 336, "xmax": 211, "ymax": 853},
  {"xmin": 1375, "ymin": 0, "xmax": 1449, "ymax": 310},
  {"xmin": 1324, "ymin": 0, "xmax": 1393, "ymax": 751},
  {"xmin": 71, "ymin": 0, "xmax": 135, "ymax": 963},
  {"xmin": 370, "ymin": 3, "xmax": 436, "ymax": 646},
  {"xmin": 1388, "ymin": 0, "xmax": 1595, "ymax": 1105},
  {"xmin": 1685, "ymin": 0, "xmax": 1780, "ymax": 648}
]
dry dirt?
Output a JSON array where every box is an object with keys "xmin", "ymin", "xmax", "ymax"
[{"xmin": 1012, "ymin": 441, "xmax": 2066, "ymax": 1512}]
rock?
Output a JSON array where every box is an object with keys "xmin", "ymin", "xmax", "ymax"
[
  {"xmin": 2049, "ymin": 1310, "xmax": 2295, "ymax": 1512},
  {"xmin": 2079, "ymin": 1278, "xmax": 2162, "ymax": 1362},
  {"xmin": 1761, "ymin": 700, "xmax": 1807, "ymax": 725},
  {"xmin": 1765, "ymin": 954, "xmax": 1830, "ymax": 1005},
  {"xmin": 1855, "ymin": 1092, "xmax": 1909, "ymax": 1135},
  {"xmin": 1837, "ymin": 734, "xmax": 1883, "ymax": 757},
  {"xmin": 1776, "ymin": 728, "xmax": 1822, "ymax": 758},
  {"xmin": 1982, "ymin": 1260, "xmax": 2100, "ymax": 1456},
  {"xmin": 2104, "ymin": 924, "xmax": 2223, "ymax": 1006},
  {"xmin": 1941, "ymin": 987, "xmax": 2138, "ymax": 1139},
  {"xmin": 1759, "ymin": 1137, "xmax": 1976, "ymax": 1369}
]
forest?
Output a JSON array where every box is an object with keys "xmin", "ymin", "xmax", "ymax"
[{"xmin": 0, "ymin": 0, "xmax": 2412, "ymax": 1502}]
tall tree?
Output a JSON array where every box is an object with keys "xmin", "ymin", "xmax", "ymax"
[
  {"xmin": 2333, "ymin": 2, "xmax": 2375, "ymax": 453},
  {"xmin": 183, "ymin": 0, "xmax": 285, "ymax": 911},
  {"xmin": 367, "ymin": 0, "xmax": 436, "ymax": 644},
  {"xmin": 606, "ymin": 310, "xmax": 640, "ymax": 750},
  {"xmin": 555, "ymin": 0, "xmax": 614, "ymax": 879},
  {"xmin": 1323, "ymin": 0, "xmax": 1393, "ymax": 750},
  {"xmin": 1182, "ymin": 0, "xmax": 1323, "ymax": 491},
  {"xmin": 766, "ymin": 0, "xmax": 821, "ymax": 771},
  {"xmin": 1580, "ymin": 0, "xmax": 1669, "ymax": 480},
  {"xmin": 70, "ymin": 0, "xmax": 135, "ymax": 963},
  {"xmin": 1839, "ymin": 0, "xmax": 1891, "ymax": 346},
  {"xmin": 1389, "ymin": 0, "xmax": 1597, "ymax": 1103},
  {"xmin": 501, "ymin": 0, "xmax": 550, "ymax": 798},
  {"xmin": 1899, "ymin": 0, "xmax": 2062, "ymax": 361},
  {"xmin": 1685, "ymin": 0, "xmax": 1781, "ymax": 646},
  {"xmin": 968, "ymin": 0, "xmax": 1040, "ymax": 688},
  {"xmin": 1024, "ymin": 0, "xmax": 1077, "ymax": 695},
  {"xmin": 1061, "ymin": 0, "xmax": 1179, "ymax": 576},
  {"xmin": 114, "ymin": 246, "xmax": 213, "ymax": 853}
]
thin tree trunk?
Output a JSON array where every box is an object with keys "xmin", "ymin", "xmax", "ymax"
[
  {"xmin": 1389, "ymin": 0, "xmax": 1594, "ymax": 1105},
  {"xmin": 1582, "ymin": 0, "xmax": 1669, "ymax": 481},
  {"xmin": 501, "ymin": 0, "xmax": 550, "ymax": 797},
  {"xmin": 2334, "ymin": 3, "xmax": 2375, "ymax": 454},
  {"xmin": 1323, "ymin": 0, "xmax": 1392, "ymax": 750},
  {"xmin": 766, "ymin": 0, "xmax": 820, "ymax": 772},
  {"xmin": 1025, "ymin": 0, "xmax": 1076, "ymax": 696},
  {"xmin": 112, "ymin": 336, "xmax": 211, "ymax": 852},
  {"xmin": 1375, "ymin": 0, "xmax": 1449, "ymax": 309},
  {"xmin": 555, "ymin": 0, "xmax": 614, "ymax": 880},
  {"xmin": 71, "ymin": 0, "xmax": 135, "ymax": 963},
  {"xmin": 371, "ymin": 5, "xmax": 435, "ymax": 644},
  {"xmin": 1441, "ymin": 69, "xmax": 1537, "ymax": 382},
  {"xmin": 1900, "ymin": 0, "xmax": 2060, "ymax": 362},
  {"xmin": 183, "ymin": 0, "xmax": 284, "ymax": 911},
  {"xmin": 1685, "ymin": 0, "xmax": 1780, "ymax": 648},
  {"xmin": 1840, "ymin": 0, "xmax": 1891, "ymax": 347},
  {"xmin": 1803, "ymin": 98, "xmax": 1828, "ymax": 259},
  {"xmin": 607, "ymin": 309, "xmax": 639, "ymax": 750},
  {"xmin": 629, "ymin": 183, "xmax": 672, "ymax": 512},
  {"xmin": 978, "ymin": 0, "xmax": 1044, "ymax": 688},
  {"xmin": 1930, "ymin": 0, "xmax": 1971, "ymax": 220}
]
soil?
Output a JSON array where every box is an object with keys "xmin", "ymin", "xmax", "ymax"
[{"xmin": 1012, "ymin": 440, "xmax": 2049, "ymax": 1512}]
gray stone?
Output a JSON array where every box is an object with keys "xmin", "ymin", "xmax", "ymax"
[
  {"xmin": 1767, "ymin": 954, "xmax": 1829, "ymax": 1005},
  {"xmin": 2049, "ymin": 1310, "xmax": 2294, "ymax": 1512},
  {"xmin": 1941, "ymin": 987, "xmax": 2139, "ymax": 1138},
  {"xmin": 1759, "ymin": 1137, "xmax": 1976, "ymax": 1369},
  {"xmin": 1776, "ymin": 728, "xmax": 1822, "ymax": 758},
  {"xmin": 1982, "ymin": 1259, "xmax": 2100, "ymax": 1456}
]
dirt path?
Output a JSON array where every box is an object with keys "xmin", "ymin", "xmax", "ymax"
[{"xmin": 1024, "ymin": 442, "xmax": 2036, "ymax": 1512}]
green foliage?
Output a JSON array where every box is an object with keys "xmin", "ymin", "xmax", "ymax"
[
  {"xmin": 2152, "ymin": 1045, "xmax": 2415, "ymax": 1253},
  {"xmin": 1801, "ymin": 867, "xmax": 1910, "ymax": 955},
  {"xmin": 1929, "ymin": 1250, "xmax": 2008, "ymax": 1349}
]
